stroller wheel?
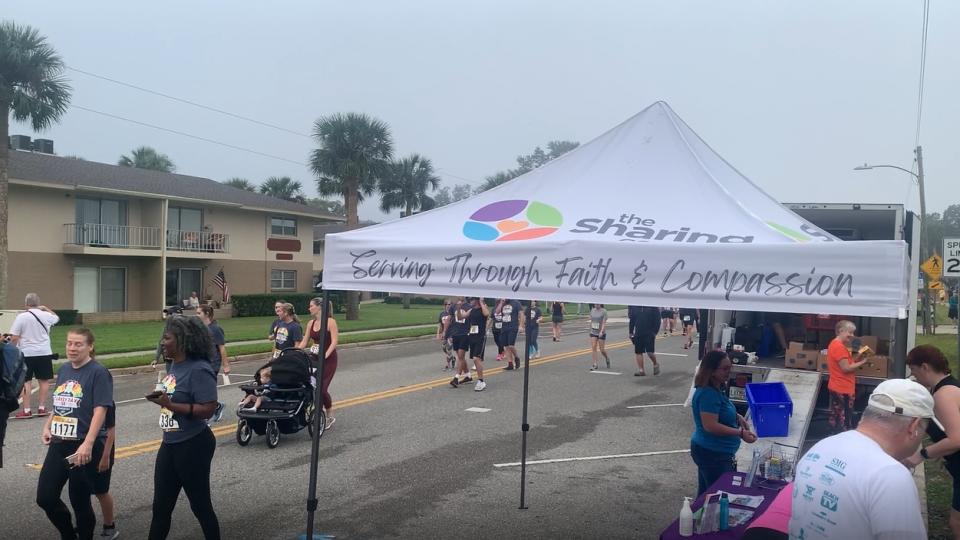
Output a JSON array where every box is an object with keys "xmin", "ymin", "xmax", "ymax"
[
  {"xmin": 236, "ymin": 419, "xmax": 252, "ymax": 446},
  {"xmin": 266, "ymin": 419, "xmax": 281, "ymax": 448},
  {"xmin": 307, "ymin": 403, "xmax": 326, "ymax": 439}
]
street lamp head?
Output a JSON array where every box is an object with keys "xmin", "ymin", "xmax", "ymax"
[{"xmin": 853, "ymin": 164, "xmax": 873, "ymax": 171}]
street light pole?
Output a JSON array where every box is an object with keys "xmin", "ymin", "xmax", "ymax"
[{"xmin": 915, "ymin": 145, "xmax": 931, "ymax": 336}]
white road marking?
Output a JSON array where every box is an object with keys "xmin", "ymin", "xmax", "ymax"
[
  {"xmin": 626, "ymin": 403, "xmax": 684, "ymax": 409},
  {"xmin": 465, "ymin": 407, "xmax": 491, "ymax": 413},
  {"xmin": 656, "ymin": 353, "xmax": 689, "ymax": 357},
  {"xmin": 493, "ymin": 449, "xmax": 689, "ymax": 468},
  {"xmin": 590, "ymin": 370, "xmax": 622, "ymax": 376}
]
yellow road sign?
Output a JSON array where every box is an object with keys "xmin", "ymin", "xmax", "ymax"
[
  {"xmin": 929, "ymin": 280, "xmax": 944, "ymax": 290},
  {"xmin": 922, "ymin": 254, "xmax": 943, "ymax": 278}
]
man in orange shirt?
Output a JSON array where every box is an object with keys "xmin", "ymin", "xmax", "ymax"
[{"xmin": 826, "ymin": 320, "xmax": 867, "ymax": 433}]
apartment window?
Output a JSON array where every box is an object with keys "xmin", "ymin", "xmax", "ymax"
[
  {"xmin": 168, "ymin": 206, "xmax": 202, "ymax": 231},
  {"xmin": 271, "ymin": 269, "xmax": 297, "ymax": 291},
  {"xmin": 271, "ymin": 217, "xmax": 297, "ymax": 236}
]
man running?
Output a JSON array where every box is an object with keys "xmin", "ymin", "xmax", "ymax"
[
  {"xmin": 628, "ymin": 305, "xmax": 661, "ymax": 376},
  {"xmin": 679, "ymin": 308, "xmax": 699, "ymax": 349},
  {"xmin": 499, "ymin": 298, "xmax": 524, "ymax": 371},
  {"xmin": 449, "ymin": 298, "xmax": 472, "ymax": 387},
  {"xmin": 464, "ymin": 297, "xmax": 490, "ymax": 391},
  {"xmin": 437, "ymin": 300, "xmax": 455, "ymax": 370}
]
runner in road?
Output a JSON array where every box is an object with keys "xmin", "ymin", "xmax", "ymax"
[
  {"xmin": 498, "ymin": 298, "xmax": 524, "ymax": 371},
  {"xmin": 589, "ymin": 304, "xmax": 611, "ymax": 370},
  {"xmin": 197, "ymin": 305, "xmax": 230, "ymax": 423},
  {"xmin": 550, "ymin": 301, "xmax": 565, "ymax": 342},
  {"xmin": 298, "ymin": 298, "xmax": 340, "ymax": 430},
  {"xmin": 94, "ymin": 402, "xmax": 118, "ymax": 539},
  {"xmin": 464, "ymin": 297, "xmax": 490, "ymax": 391},
  {"xmin": 437, "ymin": 300, "xmax": 455, "ymax": 370},
  {"xmin": 660, "ymin": 307, "xmax": 675, "ymax": 336},
  {"xmin": 491, "ymin": 299, "xmax": 505, "ymax": 362},
  {"xmin": 526, "ymin": 301, "xmax": 543, "ymax": 359},
  {"xmin": 628, "ymin": 305, "xmax": 661, "ymax": 376},
  {"xmin": 36, "ymin": 327, "xmax": 113, "ymax": 540},
  {"xmin": 679, "ymin": 308, "xmax": 699, "ymax": 349},
  {"xmin": 449, "ymin": 298, "xmax": 472, "ymax": 387},
  {"xmin": 271, "ymin": 303, "xmax": 303, "ymax": 360}
]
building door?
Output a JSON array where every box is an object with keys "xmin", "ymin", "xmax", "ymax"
[
  {"xmin": 165, "ymin": 268, "xmax": 202, "ymax": 307},
  {"xmin": 74, "ymin": 267, "xmax": 99, "ymax": 312},
  {"xmin": 99, "ymin": 267, "xmax": 126, "ymax": 312}
]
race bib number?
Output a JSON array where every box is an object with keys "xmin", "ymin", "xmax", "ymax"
[
  {"xmin": 272, "ymin": 349, "xmax": 281, "ymax": 359},
  {"xmin": 683, "ymin": 316, "xmax": 691, "ymax": 322},
  {"xmin": 51, "ymin": 415, "xmax": 78, "ymax": 440},
  {"xmin": 502, "ymin": 315, "xmax": 512, "ymax": 323},
  {"xmin": 159, "ymin": 408, "xmax": 180, "ymax": 432},
  {"xmin": 494, "ymin": 322, "xmax": 502, "ymax": 329},
  {"xmin": 591, "ymin": 322, "xmax": 600, "ymax": 330},
  {"xmin": 456, "ymin": 315, "xmax": 466, "ymax": 324},
  {"xmin": 469, "ymin": 325, "xmax": 479, "ymax": 335},
  {"xmin": 310, "ymin": 344, "xmax": 320, "ymax": 355}
]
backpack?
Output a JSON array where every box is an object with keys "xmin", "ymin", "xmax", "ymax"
[{"xmin": 0, "ymin": 342, "xmax": 26, "ymax": 409}]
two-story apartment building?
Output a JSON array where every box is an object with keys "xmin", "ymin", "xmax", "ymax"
[{"xmin": 5, "ymin": 149, "xmax": 343, "ymax": 318}]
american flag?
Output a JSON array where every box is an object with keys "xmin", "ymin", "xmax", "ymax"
[{"xmin": 213, "ymin": 269, "xmax": 231, "ymax": 303}]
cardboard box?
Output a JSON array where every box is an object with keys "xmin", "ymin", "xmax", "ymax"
[
  {"xmin": 785, "ymin": 342, "xmax": 820, "ymax": 371},
  {"xmin": 858, "ymin": 355, "xmax": 890, "ymax": 378},
  {"xmin": 816, "ymin": 351, "xmax": 830, "ymax": 372}
]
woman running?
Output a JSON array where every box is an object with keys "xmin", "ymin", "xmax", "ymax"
[
  {"xmin": 679, "ymin": 308, "xmax": 699, "ymax": 349},
  {"xmin": 551, "ymin": 301, "xmax": 565, "ymax": 341},
  {"xmin": 527, "ymin": 301, "xmax": 543, "ymax": 359},
  {"xmin": 271, "ymin": 303, "xmax": 303, "ymax": 359},
  {"xmin": 37, "ymin": 327, "xmax": 113, "ymax": 540},
  {"xmin": 491, "ymin": 299, "xmax": 505, "ymax": 361},
  {"xmin": 298, "ymin": 298, "xmax": 340, "ymax": 430},
  {"xmin": 146, "ymin": 316, "xmax": 220, "ymax": 540},
  {"xmin": 589, "ymin": 304, "xmax": 610, "ymax": 370}
]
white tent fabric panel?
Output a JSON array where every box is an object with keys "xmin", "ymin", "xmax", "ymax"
[{"xmin": 323, "ymin": 102, "xmax": 909, "ymax": 318}]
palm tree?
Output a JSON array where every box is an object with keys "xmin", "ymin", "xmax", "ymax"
[
  {"xmin": 118, "ymin": 146, "xmax": 176, "ymax": 172},
  {"xmin": 379, "ymin": 154, "xmax": 441, "ymax": 217},
  {"xmin": 222, "ymin": 177, "xmax": 257, "ymax": 192},
  {"xmin": 309, "ymin": 112, "xmax": 393, "ymax": 320},
  {"xmin": 259, "ymin": 176, "xmax": 306, "ymax": 203},
  {"xmin": 0, "ymin": 22, "xmax": 72, "ymax": 308}
]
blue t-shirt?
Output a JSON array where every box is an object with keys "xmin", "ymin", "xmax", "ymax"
[
  {"xmin": 160, "ymin": 359, "xmax": 218, "ymax": 444},
  {"xmin": 449, "ymin": 303, "xmax": 469, "ymax": 337},
  {"xmin": 51, "ymin": 360, "xmax": 113, "ymax": 441},
  {"xmin": 691, "ymin": 385, "xmax": 741, "ymax": 455},
  {"xmin": 273, "ymin": 320, "xmax": 303, "ymax": 350}
]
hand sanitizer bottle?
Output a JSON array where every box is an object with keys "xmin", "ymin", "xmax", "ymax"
[{"xmin": 679, "ymin": 497, "xmax": 694, "ymax": 537}]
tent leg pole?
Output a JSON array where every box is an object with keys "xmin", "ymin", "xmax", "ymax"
[
  {"xmin": 519, "ymin": 304, "xmax": 532, "ymax": 510},
  {"xmin": 305, "ymin": 290, "xmax": 330, "ymax": 539}
]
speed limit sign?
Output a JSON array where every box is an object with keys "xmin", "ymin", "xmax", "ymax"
[{"xmin": 945, "ymin": 238, "xmax": 960, "ymax": 277}]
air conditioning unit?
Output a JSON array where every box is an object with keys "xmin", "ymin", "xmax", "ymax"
[
  {"xmin": 9, "ymin": 135, "xmax": 31, "ymax": 151},
  {"xmin": 826, "ymin": 227, "xmax": 861, "ymax": 241},
  {"xmin": 33, "ymin": 139, "xmax": 54, "ymax": 154}
]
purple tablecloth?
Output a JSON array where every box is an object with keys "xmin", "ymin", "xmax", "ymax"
[{"xmin": 659, "ymin": 472, "xmax": 787, "ymax": 540}]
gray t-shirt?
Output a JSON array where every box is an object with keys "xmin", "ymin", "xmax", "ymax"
[
  {"xmin": 159, "ymin": 359, "xmax": 218, "ymax": 444},
  {"xmin": 51, "ymin": 360, "xmax": 113, "ymax": 441},
  {"xmin": 500, "ymin": 300, "xmax": 522, "ymax": 330},
  {"xmin": 208, "ymin": 322, "xmax": 225, "ymax": 366},
  {"xmin": 589, "ymin": 308, "xmax": 607, "ymax": 334}
]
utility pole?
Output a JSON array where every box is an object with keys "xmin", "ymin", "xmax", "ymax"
[{"xmin": 916, "ymin": 145, "xmax": 931, "ymax": 335}]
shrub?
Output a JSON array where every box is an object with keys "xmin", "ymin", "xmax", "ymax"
[
  {"xmin": 55, "ymin": 309, "xmax": 79, "ymax": 325},
  {"xmin": 383, "ymin": 296, "xmax": 445, "ymax": 305},
  {"xmin": 231, "ymin": 293, "xmax": 345, "ymax": 317}
]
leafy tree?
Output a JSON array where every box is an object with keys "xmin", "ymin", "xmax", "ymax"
[
  {"xmin": 306, "ymin": 198, "xmax": 345, "ymax": 216},
  {"xmin": 222, "ymin": 177, "xmax": 257, "ymax": 192},
  {"xmin": 925, "ymin": 212, "xmax": 944, "ymax": 257},
  {"xmin": 451, "ymin": 183, "xmax": 473, "ymax": 202},
  {"xmin": 309, "ymin": 112, "xmax": 393, "ymax": 320},
  {"xmin": 475, "ymin": 139, "xmax": 579, "ymax": 193},
  {"xmin": 433, "ymin": 183, "xmax": 474, "ymax": 207},
  {"xmin": 378, "ymin": 154, "xmax": 441, "ymax": 217},
  {"xmin": 118, "ymin": 146, "xmax": 176, "ymax": 172},
  {"xmin": 0, "ymin": 21, "xmax": 71, "ymax": 308},
  {"xmin": 259, "ymin": 176, "xmax": 305, "ymax": 203},
  {"xmin": 943, "ymin": 204, "xmax": 960, "ymax": 236}
]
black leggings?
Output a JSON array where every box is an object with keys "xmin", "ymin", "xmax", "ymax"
[
  {"xmin": 492, "ymin": 330, "xmax": 504, "ymax": 354},
  {"xmin": 36, "ymin": 439, "xmax": 105, "ymax": 540},
  {"xmin": 148, "ymin": 428, "xmax": 220, "ymax": 540}
]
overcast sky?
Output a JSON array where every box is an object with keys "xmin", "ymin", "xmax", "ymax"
[{"xmin": 7, "ymin": 1, "xmax": 958, "ymax": 221}]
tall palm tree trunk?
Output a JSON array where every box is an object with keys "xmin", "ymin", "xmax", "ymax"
[
  {"xmin": 0, "ymin": 104, "xmax": 10, "ymax": 309},
  {"xmin": 345, "ymin": 178, "xmax": 361, "ymax": 320},
  {"xmin": 401, "ymin": 200, "xmax": 413, "ymax": 309}
]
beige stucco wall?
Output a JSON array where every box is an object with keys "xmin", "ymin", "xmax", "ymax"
[{"xmin": 8, "ymin": 184, "xmax": 74, "ymax": 253}]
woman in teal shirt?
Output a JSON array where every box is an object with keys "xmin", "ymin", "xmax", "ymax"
[{"xmin": 690, "ymin": 350, "xmax": 758, "ymax": 495}]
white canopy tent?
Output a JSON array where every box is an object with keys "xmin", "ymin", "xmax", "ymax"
[
  {"xmin": 324, "ymin": 102, "xmax": 909, "ymax": 318},
  {"xmin": 304, "ymin": 102, "xmax": 911, "ymax": 529}
]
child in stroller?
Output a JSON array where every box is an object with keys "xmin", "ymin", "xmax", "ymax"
[{"xmin": 238, "ymin": 366, "xmax": 275, "ymax": 412}]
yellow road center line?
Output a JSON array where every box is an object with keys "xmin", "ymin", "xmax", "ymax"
[{"xmin": 110, "ymin": 338, "xmax": 646, "ymax": 460}]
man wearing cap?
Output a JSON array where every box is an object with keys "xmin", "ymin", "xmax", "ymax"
[{"xmin": 788, "ymin": 379, "xmax": 932, "ymax": 539}]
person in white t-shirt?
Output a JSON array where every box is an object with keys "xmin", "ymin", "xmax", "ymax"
[
  {"xmin": 788, "ymin": 378, "xmax": 934, "ymax": 540},
  {"xmin": 9, "ymin": 293, "xmax": 60, "ymax": 419}
]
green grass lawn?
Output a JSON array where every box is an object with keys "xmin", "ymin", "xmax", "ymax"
[
  {"xmin": 917, "ymin": 334, "xmax": 960, "ymax": 539},
  {"xmin": 50, "ymin": 303, "xmax": 443, "ymax": 355}
]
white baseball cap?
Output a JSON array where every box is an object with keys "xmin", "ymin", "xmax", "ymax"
[{"xmin": 867, "ymin": 379, "xmax": 935, "ymax": 419}]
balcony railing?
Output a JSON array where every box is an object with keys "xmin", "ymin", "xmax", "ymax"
[
  {"xmin": 64, "ymin": 223, "xmax": 161, "ymax": 249},
  {"xmin": 166, "ymin": 229, "xmax": 230, "ymax": 254}
]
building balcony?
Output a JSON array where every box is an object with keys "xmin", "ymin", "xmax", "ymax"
[
  {"xmin": 63, "ymin": 223, "xmax": 162, "ymax": 256},
  {"xmin": 166, "ymin": 229, "xmax": 231, "ymax": 257}
]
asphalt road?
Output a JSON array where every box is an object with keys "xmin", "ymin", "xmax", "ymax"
[{"xmin": 3, "ymin": 315, "xmax": 703, "ymax": 539}]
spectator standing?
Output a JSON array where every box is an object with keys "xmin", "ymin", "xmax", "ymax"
[
  {"xmin": 11, "ymin": 293, "xmax": 59, "ymax": 419},
  {"xmin": 788, "ymin": 379, "xmax": 932, "ymax": 539},
  {"xmin": 197, "ymin": 305, "xmax": 229, "ymax": 423},
  {"xmin": 826, "ymin": 320, "xmax": 867, "ymax": 433}
]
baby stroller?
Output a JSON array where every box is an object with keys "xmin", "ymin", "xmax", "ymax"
[{"xmin": 235, "ymin": 348, "xmax": 324, "ymax": 448}]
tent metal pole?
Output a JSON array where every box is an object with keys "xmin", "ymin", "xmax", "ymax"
[
  {"xmin": 519, "ymin": 300, "xmax": 532, "ymax": 509},
  {"xmin": 305, "ymin": 289, "xmax": 330, "ymax": 538}
]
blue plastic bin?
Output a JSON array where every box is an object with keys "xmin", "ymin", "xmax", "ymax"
[{"xmin": 745, "ymin": 382, "xmax": 793, "ymax": 437}]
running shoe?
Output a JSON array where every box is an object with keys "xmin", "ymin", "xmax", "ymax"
[
  {"xmin": 461, "ymin": 376, "xmax": 473, "ymax": 384},
  {"xmin": 605, "ymin": 358, "xmax": 611, "ymax": 369},
  {"xmin": 100, "ymin": 523, "xmax": 119, "ymax": 539},
  {"xmin": 496, "ymin": 354, "xmax": 503, "ymax": 361},
  {"xmin": 653, "ymin": 364, "xmax": 661, "ymax": 376},
  {"xmin": 37, "ymin": 406, "xmax": 50, "ymax": 417},
  {"xmin": 210, "ymin": 402, "xmax": 225, "ymax": 423},
  {"xmin": 474, "ymin": 381, "xmax": 487, "ymax": 392},
  {"xmin": 325, "ymin": 417, "xmax": 336, "ymax": 430},
  {"xmin": 14, "ymin": 410, "xmax": 32, "ymax": 419},
  {"xmin": 590, "ymin": 365, "xmax": 598, "ymax": 371},
  {"xmin": 450, "ymin": 377, "xmax": 460, "ymax": 388},
  {"xmin": 505, "ymin": 363, "xmax": 515, "ymax": 371},
  {"xmin": 635, "ymin": 371, "xmax": 646, "ymax": 376}
]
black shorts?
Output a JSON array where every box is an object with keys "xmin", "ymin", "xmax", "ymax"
[
  {"xmin": 93, "ymin": 444, "xmax": 116, "ymax": 495},
  {"xmin": 632, "ymin": 333, "xmax": 655, "ymax": 354},
  {"xmin": 660, "ymin": 311, "xmax": 673, "ymax": 319},
  {"xmin": 24, "ymin": 354, "xmax": 56, "ymax": 381},
  {"xmin": 452, "ymin": 335, "xmax": 469, "ymax": 352},
  {"xmin": 501, "ymin": 328, "xmax": 518, "ymax": 347},
  {"xmin": 590, "ymin": 332, "xmax": 607, "ymax": 341},
  {"xmin": 468, "ymin": 338, "xmax": 486, "ymax": 360},
  {"xmin": 551, "ymin": 315, "xmax": 564, "ymax": 323}
]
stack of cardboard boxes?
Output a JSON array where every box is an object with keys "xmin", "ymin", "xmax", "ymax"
[{"xmin": 785, "ymin": 336, "xmax": 891, "ymax": 378}]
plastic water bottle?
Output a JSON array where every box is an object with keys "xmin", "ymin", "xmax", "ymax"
[
  {"xmin": 154, "ymin": 371, "xmax": 165, "ymax": 393},
  {"xmin": 679, "ymin": 497, "xmax": 693, "ymax": 537},
  {"xmin": 719, "ymin": 493, "xmax": 730, "ymax": 531}
]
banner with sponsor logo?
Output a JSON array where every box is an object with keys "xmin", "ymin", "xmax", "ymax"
[{"xmin": 323, "ymin": 102, "xmax": 909, "ymax": 318}]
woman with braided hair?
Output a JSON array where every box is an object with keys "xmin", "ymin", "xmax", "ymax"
[{"xmin": 146, "ymin": 315, "xmax": 220, "ymax": 539}]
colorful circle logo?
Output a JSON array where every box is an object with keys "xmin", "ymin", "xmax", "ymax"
[{"xmin": 463, "ymin": 200, "xmax": 563, "ymax": 241}]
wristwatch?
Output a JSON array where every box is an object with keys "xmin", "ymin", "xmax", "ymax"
[{"xmin": 920, "ymin": 447, "xmax": 930, "ymax": 460}]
